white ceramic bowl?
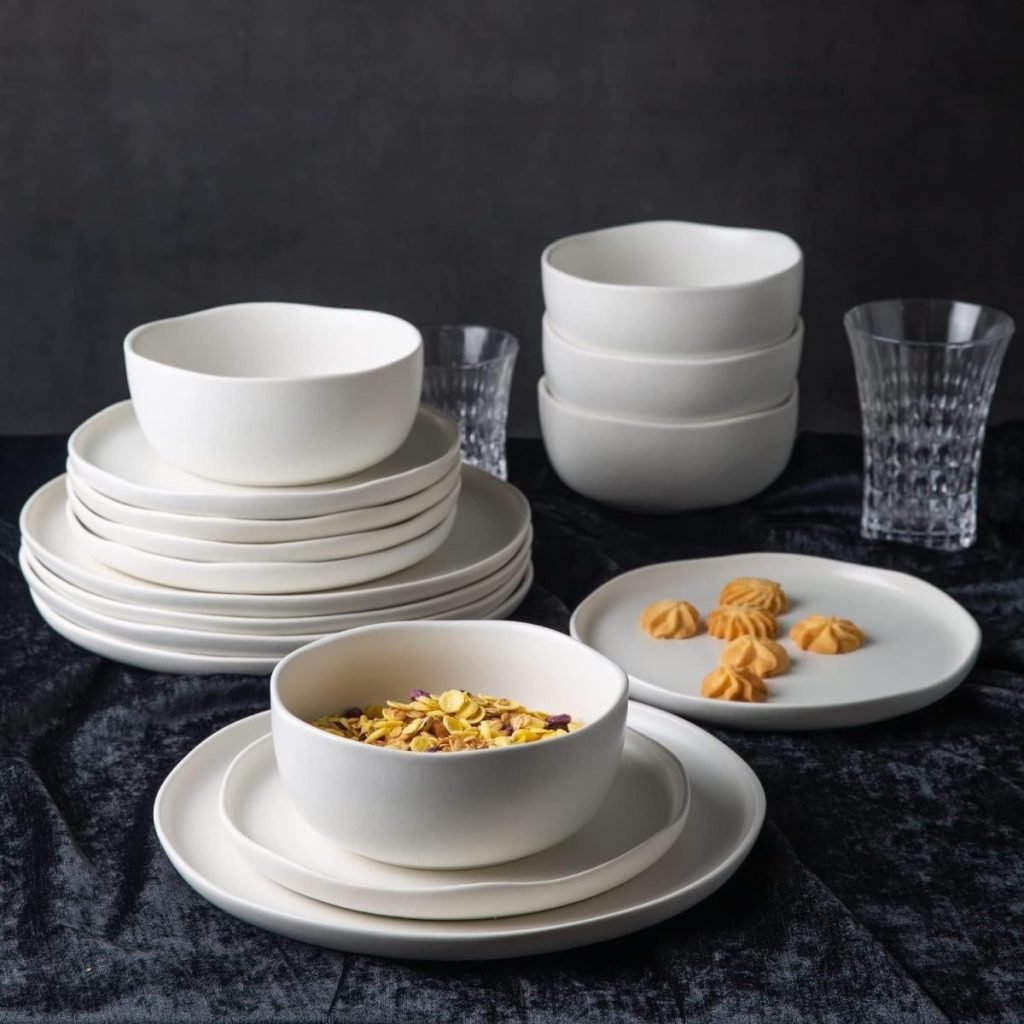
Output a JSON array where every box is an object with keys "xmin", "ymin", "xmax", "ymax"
[
  {"xmin": 124, "ymin": 303, "xmax": 423, "ymax": 486},
  {"xmin": 538, "ymin": 376, "xmax": 798, "ymax": 513},
  {"xmin": 270, "ymin": 621, "xmax": 628, "ymax": 869},
  {"xmin": 543, "ymin": 314, "xmax": 802, "ymax": 422},
  {"xmin": 541, "ymin": 221, "xmax": 802, "ymax": 357}
]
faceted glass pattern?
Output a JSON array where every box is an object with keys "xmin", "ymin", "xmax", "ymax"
[
  {"xmin": 420, "ymin": 326, "xmax": 519, "ymax": 479},
  {"xmin": 846, "ymin": 299, "xmax": 1013, "ymax": 550}
]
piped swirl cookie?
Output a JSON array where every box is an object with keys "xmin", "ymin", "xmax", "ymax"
[
  {"xmin": 790, "ymin": 614, "xmax": 865, "ymax": 654},
  {"xmin": 705, "ymin": 604, "xmax": 777, "ymax": 641},
  {"xmin": 639, "ymin": 599, "xmax": 701, "ymax": 639},
  {"xmin": 719, "ymin": 636, "xmax": 789, "ymax": 677},
  {"xmin": 701, "ymin": 665, "xmax": 768, "ymax": 703},
  {"xmin": 718, "ymin": 577, "xmax": 788, "ymax": 614}
]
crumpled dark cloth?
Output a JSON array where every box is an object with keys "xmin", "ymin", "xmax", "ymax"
[{"xmin": 1, "ymin": 429, "xmax": 1023, "ymax": 1023}]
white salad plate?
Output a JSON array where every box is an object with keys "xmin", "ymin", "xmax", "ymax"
[
  {"xmin": 220, "ymin": 728, "xmax": 688, "ymax": 920},
  {"xmin": 66, "ymin": 481, "xmax": 461, "ymax": 563},
  {"xmin": 66, "ymin": 463, "xmax": 463, "ymax": 543},
  {"xmin": 66, "ymin": 500, "xmax": 457, "ymax": 594},
  {"xmin": 21, "ymin": 536, "xmax": 532, "ymax": 636},
  {"xmin": 21, "ymin": 467, "xmax": 531, "ymax": 614},
  {"xmin": 154, "ymin": 703, "xmax": 764, "ymax": 958},
  {"xmin": 22, "ymin": 547, "xmax": 532, "ymax": 659},
  {"xmin": 28, "ymin": 565, "xmax": 534, "ymax": 675},
  {"xmin": 570, "ymin": 553, "xmax": 982, "ymax": 730},
  {"xmin": 68, "ymin": 401, "xmax": 460, "ymax": 519}
]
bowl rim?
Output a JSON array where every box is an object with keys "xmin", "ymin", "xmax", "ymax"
[
  {"xmin": 124, "ymin": 302, "xmax": 423, "ymax": 385},
  {"xmin": 541, "ymin": 220, "xmax": 803, "ymax": 294},
  {"xmin": 539, "ymin": 375, "xmax": 799, "ymax": 430},
  {"xmin": 543, "ymin": 313, "xmax": 803, "ymax": 367},
  {"xmin": 270, "ymin": 620, "xmax": 629, "ymax": 763}
]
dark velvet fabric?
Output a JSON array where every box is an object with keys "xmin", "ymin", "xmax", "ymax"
[{"xmin": 1, "ymin": 431, "xmax": 1023, "ymax": 1023}]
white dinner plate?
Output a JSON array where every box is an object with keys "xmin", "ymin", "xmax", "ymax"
[
  {"xmin": 22, "ymin": 536, "xmax": 531, "ymax": 636},
  {"xmin": 220, "ymin": 728, "xmax": 688, "ymax": 920},
  {"xmin": 154, "ymin": 703, "xmax": 764, "ymax": 958},
  {"xmin": 68, "ymin": 401, "xmax": 461, "ymax": 519},
  {"xmin": 66, "ymin": 500, "xmax": 456, "ymax": 594},
  {"xmin": 22, "ymin": 548, "xmax": 532, "ymax": 659},
  {"xmin": 21, "ymin": 467, "xmax": 531, "ymax": 614},
  {"xmin": 66, "ymin": 480, "xmax": 460, "ymax": 562},
  {"xmin": 570, "ymin": 553, "xmax": 981, "ymax": 730},
  {"xmin": 28, "ymin": 564, "xmax": 534, "ymax": 675},
  {"xmin": 67, "ymin": 463, "xmax": 463, "ymax": 543}
]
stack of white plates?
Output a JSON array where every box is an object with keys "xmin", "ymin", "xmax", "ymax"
[{"xmin": 19, "ymin": 401, "xmax": 533, "ymax": 674}]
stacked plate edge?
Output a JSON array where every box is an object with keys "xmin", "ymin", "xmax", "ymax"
[{"xmin": 20, "ymin": 402, "xmax": 534, "ymax": 674}]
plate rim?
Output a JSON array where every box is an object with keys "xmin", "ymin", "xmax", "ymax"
[
  {"xmin": 151, "ymin": 703, "xmax": 765, "ymax": 958},
  {"xmin": 26, "ymin": 563, "xmax": 534, "ymax": 675},
  {"xmin": 65, "ymin": 478, "xmax": 462, "ymax": 562},
  {"xmin": 66, "ymin": 461, "xmax": 464, "ymax": 542},
  {"xmin": 68, "ymin": 400, "xmax": 461, "ymax": 518},
  {"xmin": 64, "ymin": 499, "xmax": 458, "ymax": 593},
  {"xmin": 217, "ymin": 727, "xmax": 690, "ymax": 919},
  {"xmin": 20, "ymin": 536, "xmax": 532, "ymax": 634},
  {"xmin": 20, "ymin": 469, "xmax": 532, "ymax": 615},
  {"xmin": 570, "ymin": 552, "xmax": 982, "ymax": 729},
  {"xmin": 21, "ymin": 546, "xmax": 532, "ymax": 656}
]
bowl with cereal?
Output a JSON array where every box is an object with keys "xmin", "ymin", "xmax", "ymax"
[{"xmin": 269, "ymin": 620, "xmax": 629, "ymax": 869}]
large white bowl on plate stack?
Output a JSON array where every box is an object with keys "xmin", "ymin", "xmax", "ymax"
[
  {"xmin": 20, "ymin": 303, "xmax": 534, "ymax": 674},
  {"xmin": 539, "ymin": 221, "xmax": 803, "ymax": 513}
]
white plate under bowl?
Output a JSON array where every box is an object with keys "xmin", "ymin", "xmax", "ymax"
[
  {"xmin": 27, "ymin": 564, "xmax": 534, "ymax": 675},
  {"xmin": 570, "ymin": 553, "xmax": 981, "ymax": 730},
  {"xmin": 22, "ymin": 547, "xmax": 532, "ymax": 659},
  {"xmin": 21, "ymin": 536, "xmax": 531, "ymax": 636},
  {"xmin": 21, "ymin": 468, "xmax": 529, "ymax": 615},
  {"xmin": 66, "ymin": 463, "xmax": 462, "ymax": 543},
  {"xmin": 68, "ymin": 401, "xmax": 460, "ymax": 519},
  {"xmin": 66, "ymin": 500, "xmax": 457, "ymax": 595},
  {"xmin": 66, "ymin": 480, "xmax": 460, "ymax": 563},
  {"xmin": 154, "ymin": 703, "xmax": 764, "ymax": 958},
  {"xmin": 220, "ymin": 728, "xmax": 688, "ymax": 920}
]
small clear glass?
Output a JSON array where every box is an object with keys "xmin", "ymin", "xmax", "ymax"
[
  {"xmin": 419, "ymin": 325, "xmax": 519, "ymax": 479},
  {"xmin": 845, "ymin": 298, "xmax": 1013, "ymax": 550}
]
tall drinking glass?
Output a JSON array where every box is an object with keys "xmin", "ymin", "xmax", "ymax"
[
  {"xmin": 419, "ymin": 325, "xmax": 519, "ymax": 479},
  {"xmin": 845, "ymin": 299, "xmax": 1013, "ymax": 550}
]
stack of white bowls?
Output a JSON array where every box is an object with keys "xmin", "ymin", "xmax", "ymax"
[
  {"xmin": 539, "ymin": 221, "xmax": 804, "ymax": 513},
  {"xmin": 19, "ymin": 303, "xmax": 534, "ymax": 675}
]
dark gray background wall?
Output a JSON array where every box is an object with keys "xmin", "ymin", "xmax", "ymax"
[{"xmin": 1, "ymin": 0, "xmax": 1022, "ymax": 437}]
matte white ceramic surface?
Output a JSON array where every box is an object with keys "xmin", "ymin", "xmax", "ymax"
[
  {"xmin": 66, "ymin": 481, "xmax": 460, "ymax": 563},
  {"xmin": 153, "ymin": 703, "xmax": 764, "ymax": 958},
  {"xmin": 538, "ymin": 377, "xmax": 798, "ymax": 513},
  {"xmin": 28, "ymin": 594, "xmax": 278, "ymax": 675},
  {"xmin": 68, "ymin": 402, "xmax": 460, "ymax": 519},
  {"xmin": 67, "ymin": 463, "xmax": 462, "ymax": 543},
  {"xmin": 543, "ymin": 314, "xmax": 803, "ymax": 422},
  {"xmin": 570, "ymin": 553, "xmax": 982, "ymax": 730},
  {"xmin": 66, "ymin": 500, "xmax": 456, "ymax": 594},
  {"xmin": 22, "ymin": 537, "xmax": 531, "ymax": 636},
  {"xmin": 221, "ymin": 728, "xmax": 688, "ymax": 920},
  {"xmin": 27, "ymin": 564, "xmax": 534, "ymax": 676},
  {"xmin": 541, "ymin": 221, "xmax": 803, "ymax": 357},
  {"xmin": 125, "ymin": 303, "xmax": 423, "ymax": 485},
  {"xmin": 270, "ymin": 621, "xmax": 628, "ymax": 869},
  {"xmin": 22, "ymin": 548, "xmax": 532, "ymax": 660},
  {"xmin": 21, "ymin": 470, "xmax": 530, "ymax": 616}
]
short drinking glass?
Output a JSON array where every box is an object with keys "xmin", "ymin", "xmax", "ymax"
[
  {"xmin": 845, "ymin": 298, "xmax": 1014, "ymax": 550},
  {"xmin": 420, "ymin": 325, "xmax": 519, "ymax": 479}
]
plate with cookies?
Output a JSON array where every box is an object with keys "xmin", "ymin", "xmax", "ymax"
[{"xmin": 570, "ymin": 552, "xmax": 980, "ymax": 730}]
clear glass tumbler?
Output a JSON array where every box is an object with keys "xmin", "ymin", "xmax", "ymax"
[
  {"xmin": 845, "ymin": 298, "xmax": 1014, "ymax": 550},
  {"xmin": 419, "ymin": 325, "xmax": 519, "ymax": 479}
]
